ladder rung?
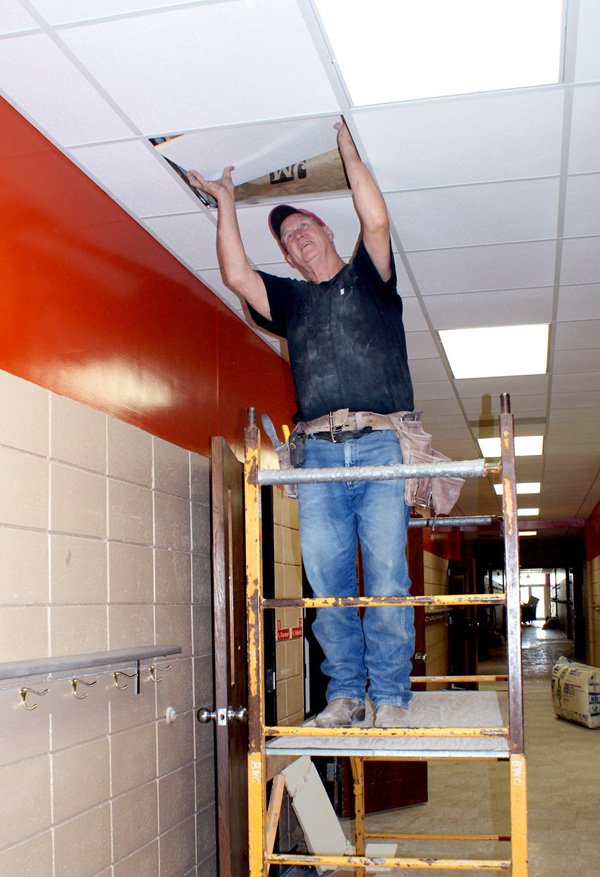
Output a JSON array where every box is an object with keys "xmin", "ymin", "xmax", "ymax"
[
  {"xmin": 267, "ymin": 852, "xmax": 512, "ymax": 870},
  {"xmin": 264, "ymin": 725, "xmax": 508, "ymax": 738},
  {"xmin": 262, "ymin": 594, "xmax": 506, "ymax": 608}
]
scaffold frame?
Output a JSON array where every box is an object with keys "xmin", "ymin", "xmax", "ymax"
[{"xmin": 243, "ymin": 393, "xmax": 527, "ymax": 875}]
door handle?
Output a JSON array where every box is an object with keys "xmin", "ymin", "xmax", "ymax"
[
  {"xmin": 414, "ymin": 651, "xmax": 427, "ymax": 662},
  {"xmin": 197, "ymin": 706, "xmax": 248, "ymax": 725}
]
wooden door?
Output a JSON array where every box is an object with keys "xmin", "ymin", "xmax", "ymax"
[{"xmin": 209, "ymin": 437, "xmax": 248, "ymax": 877}]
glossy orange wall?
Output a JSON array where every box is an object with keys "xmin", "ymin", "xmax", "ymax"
[{"xmin": 0, "ymin": 98, "xmax": 294, "ymax": 457}]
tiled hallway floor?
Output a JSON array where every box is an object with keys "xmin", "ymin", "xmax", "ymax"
[{"xmin": 290, "ymin": 625, "xmax": 598, "ymax": 876}]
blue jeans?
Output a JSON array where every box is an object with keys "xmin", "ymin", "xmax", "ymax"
[{"xmin": 298, "ymin": 430, "xmax": 414, "ymax": 708}]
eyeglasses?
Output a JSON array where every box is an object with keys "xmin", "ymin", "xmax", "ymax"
[{"xmin": 280, "ymin": 218, "xmax": 314, "ymax": 246}]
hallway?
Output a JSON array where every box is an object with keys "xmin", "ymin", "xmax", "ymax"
[{"xmin": 330, "ymin": 625, "xmax": 598, "ymax": 877}]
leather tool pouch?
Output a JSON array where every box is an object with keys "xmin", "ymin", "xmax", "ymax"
[
  {"xmin": 274, "ymin": 428, "xmax": 305, "ymax": 499},
  {"xmin": 388, "ymin": 412, "xmax": 464, "ymax": 516}
]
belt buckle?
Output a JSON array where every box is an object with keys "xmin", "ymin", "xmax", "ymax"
[{"xmin": 329, "ymin": 411, "xmax": 341, "ymax": 443}]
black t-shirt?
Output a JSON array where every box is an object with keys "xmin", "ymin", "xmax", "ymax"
[{"xmin": 249, "ymin": 240, "xmax": 414, "ymax": 422}]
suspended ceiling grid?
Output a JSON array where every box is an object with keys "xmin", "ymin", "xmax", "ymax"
[{"xmin": 1, "ymin": 0, "xmax": 599, "ymax": 531}]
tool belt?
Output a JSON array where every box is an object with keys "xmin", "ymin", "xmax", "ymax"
[{"xmin": 262, "ymin": 409, "xmax": 464, "ymax": 515}]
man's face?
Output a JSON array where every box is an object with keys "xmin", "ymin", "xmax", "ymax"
[{"xmin": 279, "ymin": 213, "xmax": 334, "ymax": 271}]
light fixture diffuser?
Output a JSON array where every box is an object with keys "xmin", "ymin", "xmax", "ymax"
[
  {"xmin": 494, "ymin": 483, "xmax": 541, "ymax": 495},
  {"xmin": 440, "ymin": 325, "xmax": 549, "ymax": 379},
  {"xmin": 478, "ymin": 436, "xmax": 544, "ymax": 457}
]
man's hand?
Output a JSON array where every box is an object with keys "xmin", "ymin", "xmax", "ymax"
[
  {"xmin": 187, "ymin": 165, "xmax": 235, "ymax": 206},
  {"xmin": 334, "ymin": 119, "xmax": 356, "ymax": 155}
]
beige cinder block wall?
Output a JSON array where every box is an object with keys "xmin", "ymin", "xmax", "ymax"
[
  {"xmin": 0, "ymin": 370, "xmax": 215, "ymax": 877},
  {"xmin": 423, "ymin": 550, "xmax": 450, "ymax": 686},
  {"xmin": 585, "ymin": 554, "xmax": 600, "ymax": 666}
]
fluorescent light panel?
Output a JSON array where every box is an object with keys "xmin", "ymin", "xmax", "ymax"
[
  {"xmin": 314, "ymin": 0, "xmax": 563, "ymax": 105},
  {"xmin": 494, "ymin": 483, "xmax": 541, "ymax": 495},
  {"xmin": 518, "ymin": 508, "xmax": 540, "ymax": 516},
  {"xmin": 519, "ymin": 531, "xmax": 538, "ymax": 537},
  {"xmin": 478, "ymin": 436, "xmax": 544, "ymax": 457},
  {"xmin": 440, "ymin": 324, "xmax": 549, "ymax": 379}
]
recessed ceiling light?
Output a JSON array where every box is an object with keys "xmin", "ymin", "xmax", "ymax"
[
  {"xmin": 313, "ymin": 0, "xmax": 563, "ymax": 105},
  {"xmin": 440, "ymin": 325, "xmax": 549, "ymax": 379},
  {"xmin": 519, "ymin": 531, "xmax": 538, "ymax": 537},
  {"xmin": 494, "ymin": 483, "xmax": 541, "ymax": 495},
  {"xmin": 478, "ymin": 436, "xmax": 544, "ymax": 457},
  {"xmin": 518, "ymin": 508, "xmax": 540, "ymax": 516}
]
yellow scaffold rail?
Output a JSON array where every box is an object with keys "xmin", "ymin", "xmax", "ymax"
[{"xmin": 243, "ymin": 393, "xmax": 528, "ymax": 875}]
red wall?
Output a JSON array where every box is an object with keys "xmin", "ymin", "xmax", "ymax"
[
  {"xmin": 585, "ymin": 500, "xmax": 600, "ymax": 561},
  {"xmin": 423, "ymin": 525, "xmax": 463, "ymax": 561},
  {"xmin": 1, "ymin": 98, "xmax": 294, "ymax": 457}
]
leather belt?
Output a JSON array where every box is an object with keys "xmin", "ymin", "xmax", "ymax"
[{"xmin": 299, "ymin": 409, "xmax": 415, "ymax": 443}]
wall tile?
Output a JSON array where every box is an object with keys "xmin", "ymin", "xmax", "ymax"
[
  {"xmin": 112, "ymin": 780, "xmax": 158, "ymax": 862},
  {"xmin": 156, "ymin": 604, "xmax": 192, "ymax": 658},
  {"xmin": 158, "ymin": 763, "xmax": 195, "ymax": 834},
  {"xmin": 195, "ymin": 753, "xmax": 215, "ymax": 813},
  {"xmin": 0, "ymin": 686, "xmax": 51, "ymax": 768},
  {"xmin": 51, "ymin": 534, "xmax": 107, "ymax": 604},
  {"xmin": 113, "ymin": 840, "xmax": 159, "ymax": 877},
  {"xmin": 51, "ymin": 464, "xmax": 106, "ymax": 538},
  {"xmin": 190, "ymin": 453, "xmax": 210, "ymax": 505},
  {"xmin": 155, "ymin": 547, "xmax": 191, "ymax": 604},
  {"xmin": 157, "ymin": 710, "xmax": 195, "ymax": 777},
  {"xmin": 110, "ymin": 722, "xmax": 157, "ymax": 797},
  {"xmin": 52, "ymin": 737, "xmax": 110, "ymax": 823},
  {"xmin": 0, "ymin": 527, "xmax": 48, "ymax": 605},
  {"xmin": 0, "ymin": 447, "xmax": 48, "ymax": 530},
  {"xmin": 54, "ymin": 804, "xmax": 111, "ymax": 877},
  {"xmin": 107, "ymin": 418, "xmax": 153, "ymax": 487},
  {"xmin": 156, "ymin": 657, "xmax": 194, "ymax": 718},
  {"xmin": 154, "ymin": 492, "xmax": 191, "ymax": 552},
  {"xmin": 109, "ymin": 604, "xmax": 154, "ymax": 650},
  {"xmin": 193, "ymin": 655, "xmax": 213, "ymax": 716},
  {"xmin": 159, "ymin": 815, "xmax": 196, "ymax": 877},
  {"xmin": 0, "ymin": 830, "xmax": 52, "ymax": 877},
  {"xmin": 191, "ymin": 500, "xmax": 210, "ymax": 554},
  {"xmin": 50, "ymin": 395, "xmax": 106, "ymax": 473},
  {"xmin": 196, "ymin": 804, "xmax": 217, "ymax": 868},
  {"xmin": 153, "ymin": 438, "xmax": 190, "ymax": 498},
  {"xmin": 0, "ymin": 755, "xmax": 51, "ymax": 848},
  {"xmin": 0, "ymin": 606, "xmax": 48, "ymax": 661},
  {"xmin": 108, "ymin": 480, "xmax": 153, "ymax": 545},
  {"xmin": 51, "ymin": 675, "xmax": 110, "ymax": 751},
  {"xmin": 109, "ymin": 542, "xmax": 153, "ymax": 603},
  {"xmin": 192, "ymin": 551, "xmax": 211, "ymax": 606},
  {"xmin": 110, "ymin": 673, "xmax": 157, "ymax": 735},
  {"xmin": 0, "ymin": 370, "xmax": 49, "ymax": 457},
  {"xmin": 51, "ymin": 605, "xmax": 108, "ymax": 655},
  {"xmin": 193, "ymin": 605, "xmax": 213, "ymax": 657}
]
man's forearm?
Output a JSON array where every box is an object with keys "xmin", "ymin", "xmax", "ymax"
[{"xmin": 337, "ymin": 126, "xmax": 389, "ymax": 233}]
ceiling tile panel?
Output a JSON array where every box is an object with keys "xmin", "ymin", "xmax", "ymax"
[
  {"xmin": 461, "ymin": 394, "xmax": 548, "ymax": 418},
  {"xmin": 409, "ymin": 358, "xmax": 449, "ymax": 383},
  {"xmin": 455, "ymin": 375, "xmax": 549, "ymax": 401},
  {"xmin": 551, "ymin": 390, "xmax": 600, "ymax": 409},
  {"xmin": 406, "ymin": 331, "xmax": 440, "ymax": 360},
  {"xmin": 422, "ymin": 287, "xmax": 554, "ymax": 331},
  {"xmin": 413, "ymin": 381, "xmax": 455, "ymax": 402},
  {"xmin": 554, "ymin": 348, "xmax": 600, "ymax": 373},
  {"xmin": 573, "ymin": 0, "xmax": 600, "ymax": 82},
  {"xmin": 560, "ymin": 237, "xmax": 600, "ymax": 285},
  {"xmin": 555, "ymin": 318, "xmax": 600, "ymax": 348},
  {"xmin": 407, "ymin": 241, "xmax": 556, "ymax": 295},
  {"xmin": 28, "ymin": 0, "xmax": 187, "ymax": 25},
  {"xmin": 354, "ymin": 89, "xmax": 564, "ymax": 192},
  {"xmin": 400, "ymin": 298, "xmax": 428, "ymax": 332},
  {"xmin": 70, "ymin": 140, "xmax": 200, "ymax": 217},
  {"xmin": 0, "ymin": 32, "xmax": 132, "ymax": 143},
  {"xmin": 387, "ymin": 179, "xmax": 560, "ymax": 252},
  {"xmin": 0, "ymin": 1, "xmax": 41, "ymax": 33},
  {"xmin": 557, "ymin": 283, "xmax": 600, "ymax": 321},
  {"xmin": 563, "ymin": 173, "xmax": 600, "ymax": 237},
  {"xmin": 552, "ymin": 373, "xmax": 600, "ymax": 394},
  {"xmin": 58, "ymin": 1, "xmax": 339, "ymax": 133},
  {"xmin": 143, "ymin": 212, "xmax": 219, "ymax": 270},
  {"xmin": 569, "ymin": 85, "xmax": 600, "ymax": 174}
]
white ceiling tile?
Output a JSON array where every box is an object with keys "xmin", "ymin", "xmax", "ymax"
[
  {"xmin": 552, "ymin": 372, "xmax": 600, "ymax": 394},
  {"xmin": 70, "ymin": 140, "xmax": 199, "ymax": 217},
  {"xmin": 548, "ymin": 406, "xmax": 600, "ymax": 423},
  {"xmin": 401, "ymin": 298, "xmax": 428, "ymax": 332},
  {"xmin": 563, "ymin": 173, "xmax": 600, "ymax": 237},
  {"xmin": 0, "ymin": 0, "xmax": 40, "ymax": 33},
  {"xmin": 143, "ymin": 212, "xmax": 218, "ymax": 270},
  {"xmin": 560, "ymin": 237, "xmax": 600, "ymax": 285},
  {"xmin": 394, "ymin": 254, "xmax": 416, "ymax": 297},
  {"xmin": 28, "ymin": 0, "xmax": 187, "ymax": 25},
  {"xmin": 418, "ymin": 398, "xmax": 463, "ymax": 418},
  {"xmin": 423, "ymin": 287, "xmax": 554, "ymax": 331},
  {"xmin": 555, "ymin": 318, "xmax": 600, "ymax": 348},
  {"xmin": 354, "ymin": 89, "xmax": 564, "ymax": 191},
  {"xmin": 0, "ymin": 32, "xmax": 132, "ymax": 143},
  {"xmin": 406, "ymin": 331, "xmax": 440, "ymax": 360},
  {"xmin": 59, "ymin": 1, "xmax": 339, "ymax": 134},
  {"xmin": 407, "ymin": 241, "xmax": 556, "ymax": 295},
  {"xmin": 554, "ymin": 347, "xmax": 600, "ymax": 372},
  {"xmin": 455, "ymin": 375, "xmax": 549, "ymax": 400},
  {"xmin": 557, "ymin": 283, "xmax": 600, "ymax": 322},
  {"xmin": 413, "ymin": 381, "xmax": 455, "ymax": 402},
  {"xmin": 388, "ymin": 179, "xmax": 560, "ymax": 252},
  {"xmin": 196, "ymin": 269, "xmax": 244, "ymax": 313},
  {"xmin": 409, "ymin": 358, "xmax": 448, "ymax": 383},
  {"xmin": 460, "ymin": 393, "xmax": 548, "ymax": 418},
  {"xmin": 574, "ymin": 0, "xmax": 600, "ymax": 82},
  {"xmin": 551, "ymin": 390, "xmax": 600, "ymax": 409},
  {"xmin": 569, "ymin": 85, "xmax": 600, "ymax": 174}
]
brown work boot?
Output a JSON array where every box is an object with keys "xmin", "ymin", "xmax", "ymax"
[
  {"xmin": 315, "ymin": 697, "xmax": 366, "ymax": 727},
  {"xmin": 374, "ymin": 703, "xmax": 409, "ymax": 728}
]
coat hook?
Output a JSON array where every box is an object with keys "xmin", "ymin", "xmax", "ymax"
[
  {"xmin": 113, "ymin": 670, "xmax": 137, "ymax": 691},
  {"xmin": 19, "ymin": 686, "xmax": 49, "ymax": 711},
  {"xmin": 71, "ymin": 677, "xmax": 97, "ymax": 700},
  {"xmin": 149, "ymin": 663, "xmax": 172, "ymax": 684}
]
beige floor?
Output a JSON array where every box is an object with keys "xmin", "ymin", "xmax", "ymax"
[{"xmin": 331, "ymin": 626, "xmax": 600, "ymax": 876}]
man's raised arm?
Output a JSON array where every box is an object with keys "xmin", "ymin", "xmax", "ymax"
[
  {"xmin": 187, "ymin": 166, "xmax": 271, "ymax": 318},
  {"xmin": 335, "ymin": 121, "xmax": 392, "ymax": 282}
]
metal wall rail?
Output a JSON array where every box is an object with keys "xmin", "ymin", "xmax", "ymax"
[{"xmin": 244, "ymin": 392, "xmax": 527, "ymax": 876}]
